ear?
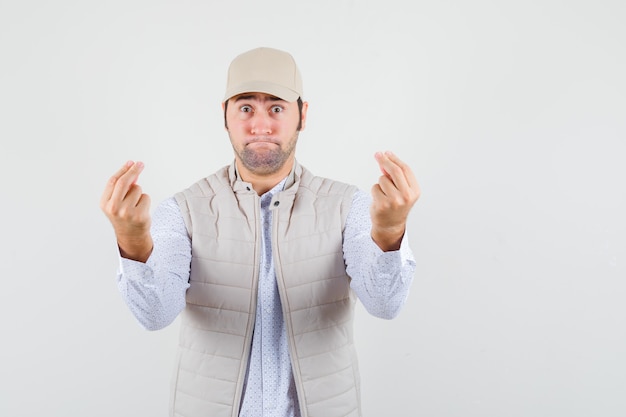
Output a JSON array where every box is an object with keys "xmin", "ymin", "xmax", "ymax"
[
  {"xmin": 299, "ymin": 101, "xmax": 309, "ymax": 131},
  {"xmin": 222, "ymin": 101, "xmax": 228, "ymax": 131}
]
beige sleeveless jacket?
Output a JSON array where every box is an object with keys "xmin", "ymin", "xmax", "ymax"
[{"xmin": 171, "ymin": 161, "xmax": 361, "ymax": 417}]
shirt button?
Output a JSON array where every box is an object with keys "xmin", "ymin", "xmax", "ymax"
[{"xmin": 273, "ymin": 201, "xmax": 280, "ymax": 207}]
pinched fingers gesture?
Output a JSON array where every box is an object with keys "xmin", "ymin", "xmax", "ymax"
[
  {"xmin": 370, "ymin": 151, "xmax": 421, "ymax": 251},
  {"xmin": 100, "ymin": 161, "xmax": 153, "ymax": 261}
]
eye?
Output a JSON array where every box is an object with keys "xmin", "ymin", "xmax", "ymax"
[
  {"xmin": 270, "ymin": 105, "xmax": 283, "ymax": 113},
  {"xmin": 240, "ymin": 105, "xmax": 253, "ymax": 113}
]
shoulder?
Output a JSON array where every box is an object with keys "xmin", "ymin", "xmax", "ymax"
[
  {"xmin": 174, "ymin": 165, "xmax": 230, "ymax": 202},
  {"xmin": 298, "ymin": 165, "xmax": 358, "ymax": 198}
]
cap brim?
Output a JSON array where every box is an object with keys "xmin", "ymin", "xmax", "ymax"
[{"xmin": 223, "ymin": 81, "xmax": 300, "ymax": 102}]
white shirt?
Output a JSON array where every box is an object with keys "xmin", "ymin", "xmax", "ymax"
[{"xmin": 117, "ymin": 183, "xmax": 415, "ymax": 417}]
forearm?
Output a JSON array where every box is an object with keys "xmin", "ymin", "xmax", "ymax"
[
  {"xmin": 116, "ymin": 197, "xmax": 191, "ymax": 330},
  {"xmin": 348, "ymin": 234, "xmax": 415, "ymax": 319},
  {"xmin": 117, "ymin": 255, "xmax": 189, "ymax": 330}
]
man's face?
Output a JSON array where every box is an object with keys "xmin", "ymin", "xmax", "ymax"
[{"xmin": 225, "ymin": 92, "xmax": 307, "ymax": 176}]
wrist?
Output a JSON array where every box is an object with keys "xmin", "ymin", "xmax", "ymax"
[
  {"xmin": 117, "ymin": 233, "xmax": 153, "ymax": 263},
  {"xmin": 371, "ymin": 225, "xmax": 405, "ymax": 252}
]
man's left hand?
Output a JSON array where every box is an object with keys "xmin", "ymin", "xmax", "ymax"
[{"xmin": 370, "ymin": 151, "xmax": 421, "ymax": 251}]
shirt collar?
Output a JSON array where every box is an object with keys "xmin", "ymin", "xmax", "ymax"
[{"xmin": 229, "ymin": 160, "xmax": 299, "ymax": 195}]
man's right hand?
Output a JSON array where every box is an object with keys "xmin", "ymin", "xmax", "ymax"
[{"xmin": 100, "ymin": 161, "xmax": 153, "ymax": 263}]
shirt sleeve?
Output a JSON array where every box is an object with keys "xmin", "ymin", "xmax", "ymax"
[
  {"xmin": 116, "ymin": 197, "xmax": 191, "ymax": 330},
  {"xmin": 343, "ymin": 189, "xmax": 416, "ymax": 319}
]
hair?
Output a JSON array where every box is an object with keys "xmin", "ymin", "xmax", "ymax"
[{"xmin": 224, "ymin": 97, "xmax": 304, "ymax": 131}]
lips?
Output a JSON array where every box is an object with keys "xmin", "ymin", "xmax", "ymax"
[{"xmin": 247, "ymin": 137, "xmax": 279, "ymax": 146}]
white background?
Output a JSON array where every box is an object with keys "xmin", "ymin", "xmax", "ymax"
[{"xmin": 1, "ymin": 1, "xmax": 625, "ymax": 416}]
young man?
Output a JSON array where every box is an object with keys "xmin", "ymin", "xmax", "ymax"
[{"xmin": 101, "ymin": 47, "xmax": 420, "ymax": 417}]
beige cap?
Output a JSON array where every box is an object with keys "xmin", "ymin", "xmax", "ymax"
[{"xmin": 223, "ymin": 47, "xmax": 303, "ymax": 102}]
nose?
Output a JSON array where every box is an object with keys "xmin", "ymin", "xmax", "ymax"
[{"xmin": 250, "ymin": 111, "xmax": 272, "ymax": 135}]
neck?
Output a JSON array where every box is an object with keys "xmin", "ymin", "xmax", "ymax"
[{"xmin": 236, "ymin": 159, "xmax": 294, "ymax": 195}]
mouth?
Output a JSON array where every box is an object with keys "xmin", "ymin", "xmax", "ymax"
[{"xmin": 247, "ymin": 137, "xmax": 279, "ymax": 146}]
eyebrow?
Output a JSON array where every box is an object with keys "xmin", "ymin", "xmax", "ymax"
[{"xmin": 233, "ymin": 94, "xmax": 283, "ymax": 102}]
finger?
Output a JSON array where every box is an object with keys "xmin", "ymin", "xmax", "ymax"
[
  {"xmin": 109, "ymin": 161, "xmax": 145, "ymax": 204},
  {"xmin": 122, "ymin": 188, "xmax": 151, "ymax": 223},
  {"xmin": 382, "ymin": 151, "xmax": 419, "ymax": 190},
  {"xmin": 376, "ymin": 174, "xmax": 400, "ymax": 198},
  {"xmin": 136, "ymin": 193, "xmax": 151, "ymax": 213},
  {"xmin": 376, "ymin": 156, "xmax": 391, "ymax": 179},
  {"xmin": 374, "ymin": 152, "xmax": 410, "ymax": 194},
  {"xmin": 376, "ymin": 151, "xmax": 421, "ymax": 201},
  {"xmin": 123, "ymin": 183, "xmax": 144, "ymax": 207},
  {"xmin": 101, "ymin": 160, "xmax": 134, "ymax": 206},
  {"xmin": 371, "ymin": 183, "xmax": 386, "ymax": 202}
]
